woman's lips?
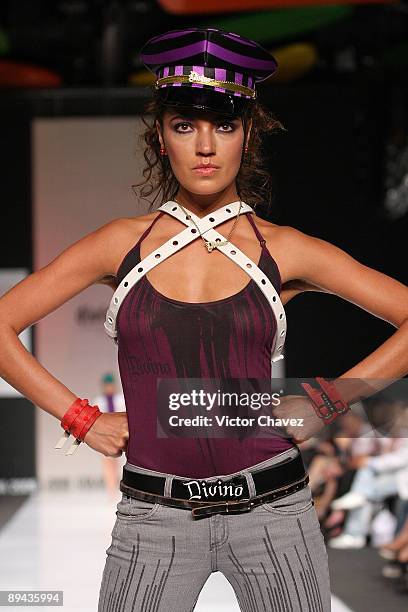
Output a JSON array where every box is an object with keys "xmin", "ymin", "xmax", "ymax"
[{"xmin": 193, "ymin": 167, "xmax": 219, "ymax": 175}]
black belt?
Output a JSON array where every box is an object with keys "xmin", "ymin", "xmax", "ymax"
[{"xmin": 120, "ymin": 453, "xmax": 309, "ymax": 520}]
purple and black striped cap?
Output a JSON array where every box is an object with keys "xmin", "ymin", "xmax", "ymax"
[{"xmin": 139, "ymin": 28, "xmax": 278, "ymax": 116}]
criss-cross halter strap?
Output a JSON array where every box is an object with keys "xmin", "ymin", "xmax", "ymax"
[{"xmin": 104, "ymin": 200, "xmax": 286, "ymax": 363}]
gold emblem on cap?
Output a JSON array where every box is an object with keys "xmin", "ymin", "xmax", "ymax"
[
  {"xmin": 188, "ymin": 70, "xmax": 214, "ymax": 85},
  {"xmin": 155, "ymin": 70, "xmax": 256, "ymax": 99}
]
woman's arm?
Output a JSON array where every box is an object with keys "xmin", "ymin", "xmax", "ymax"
[
  {"xmin": 280, "ymin": 226, "xmax": 408, "ymax": 403},
  {"xmin": 0, "ymin": 218, "xmax": 133, "ymax": 452}
]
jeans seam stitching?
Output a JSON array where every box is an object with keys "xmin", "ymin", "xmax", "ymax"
[{"xmin": 261, "ymin": 500, "xmax": 314, "ymax": 516}]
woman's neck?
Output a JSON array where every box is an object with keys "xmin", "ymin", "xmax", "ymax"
[{"xmin": 174, "ymin": 186, "xmax": 241, "ymax": 218}]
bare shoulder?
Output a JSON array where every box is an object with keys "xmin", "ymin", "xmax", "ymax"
[
  {"xmin": 98, "ymin": 211, "xmax": 161, "ymax": 286},
  {"xmin": 258, "ymin": 219, "xmax": 330, "ymax": 265},
  {"xmin": 254, "ymin": 218, "xmax": 333, "ymax": 295},
  {"xmin": 253, "ymin": 217, "xmax": 307, "ymax": 260},
  {"xmin": 252, "ymin": 216, "xmax": 283, "ymax": 241},
  {"xmin": 110, "ymin": 211, "xmax": 160, "ymax": 243},
  {"xmin": 255, "ymin": 217, "xmax": 306, "ymax": 245}
]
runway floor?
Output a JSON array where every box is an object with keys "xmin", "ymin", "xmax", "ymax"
[{"xmin": 0, "ymin": 491, "xmax": 405, "ymax": 611}]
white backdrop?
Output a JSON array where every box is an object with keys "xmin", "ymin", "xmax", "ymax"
[{"xmin": 32, "ymin": 117, "xmax": 146, "ymax": 489}]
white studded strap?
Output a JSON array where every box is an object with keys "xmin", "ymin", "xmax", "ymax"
[
  {"xmin": 104, "ymin": 200, "xmax": 286, "ymax": 363},
  {"xmin": 159, "ymin": 201, "xmax": 286, "ymax": 363}
]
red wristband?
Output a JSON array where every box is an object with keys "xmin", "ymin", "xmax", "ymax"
[
  {"xmin": 61, "ymin": 398, "xmax": 90, "ymax": 432},
  {"xmin": 69, "ymin": 405, "xmax": 102, "ymax": 439},
  {"xmin": 301, "ymin": 378, "xmax": 350, "ymax": 425},
  {"xmin": 75, "ymin": 407, "xmax": 102, "ymax": 441},
  {"xmin": 55, "ymin": 399, "xmax": 102, "ymax": 454},
  {"xmin": 315, "ymin": 377, "xmax": 349, "ymax": 415}
]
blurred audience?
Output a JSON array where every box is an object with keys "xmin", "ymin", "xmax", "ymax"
[{"xmin": 300, "ymin": 395, "xmax": 408, "ymax": 593}]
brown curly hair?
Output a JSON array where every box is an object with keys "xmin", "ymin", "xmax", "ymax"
[{"xmin": 132, "ymin": 90, "xmax": 286, "ymax": 213}]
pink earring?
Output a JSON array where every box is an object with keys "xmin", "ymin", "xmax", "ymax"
[
  {"xmin": 160, "ymin": 147, "xmax": 166, "ymax": 156},
  {"xmin": 244, "ymin": 145, "xmax": 249, "ymax": 154}
]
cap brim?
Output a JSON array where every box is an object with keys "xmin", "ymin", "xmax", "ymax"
[{"xmin": 156, "ymin": 86, "xmax": 253, "ymax": 117}]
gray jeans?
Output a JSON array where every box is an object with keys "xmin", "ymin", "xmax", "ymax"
[{"xmin": 98, "ymin": 448, "xmax": 331, "ymax": 612}]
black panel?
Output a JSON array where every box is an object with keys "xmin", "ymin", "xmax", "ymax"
[{"xmin": 0, "ymin": 398, "xmax": 35, "ymax": 479}]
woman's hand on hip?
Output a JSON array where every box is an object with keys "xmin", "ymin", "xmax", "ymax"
[
  {"xmin": 271, "ymin": 395, "xmax": 325, "ymax": 443},
  {"xmin": 83, "ymin": 412, "xmax": 129, "ymax": 457}
]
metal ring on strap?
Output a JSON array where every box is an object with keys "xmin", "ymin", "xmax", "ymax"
[{"xmin": 104, "ymin": 200, "xmax": 286, "ymax": 363}]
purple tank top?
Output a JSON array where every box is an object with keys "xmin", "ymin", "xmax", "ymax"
[{"xmin": 115, "ymin": 211, "xmax": 294, "ymax": 478}]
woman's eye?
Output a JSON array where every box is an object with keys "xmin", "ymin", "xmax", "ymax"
[
  {"xmin": 173, "ymin": 122, "xmax": 236, "ymax": 133},
  {"xmin": 218, "ymin": 123, "xmax": 235, "ymax": 132},
  {"xmin": 174, "ymin": 122, "xmax": 192, "ymax": 132}
]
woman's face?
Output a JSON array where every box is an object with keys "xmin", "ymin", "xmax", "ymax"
[{"xmin": 156, "ymin": 108, "xmax": 250, "ymax": 196}]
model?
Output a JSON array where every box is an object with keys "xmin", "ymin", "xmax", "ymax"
[{"xmin": 1, "ymin": 27, "xmax": 408, "ymax": 612}]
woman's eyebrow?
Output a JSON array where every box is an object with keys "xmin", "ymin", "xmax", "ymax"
[
  {"xmin": 169, "ymin": 114, "xmax": 193, "ymax": 121},
  {"xmin": 169, "ymin": 114, "xmax": 239, "ymax": 122},
  {"xmin": 212, "ymin": 116, "xmax": 240, "ymax": 123}
]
